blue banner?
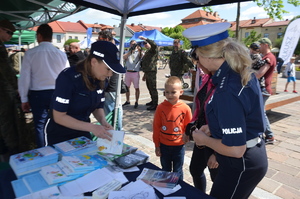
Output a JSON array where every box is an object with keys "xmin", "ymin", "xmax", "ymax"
[{"xmin": 86, "ymin": 27, "xmax": 93, "ymax": 48}]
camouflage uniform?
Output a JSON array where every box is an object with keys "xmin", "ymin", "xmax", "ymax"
[
  {"xmin": 169, "ymin": 49, "xmax": 194, "ymax": 78},
  {"xmin": 0, "ymin": 42, "xmax": 34, "ymax": 157},
  {"xmin": 141, "ymin": 39, "xmax": 159, "ymax": 105}
]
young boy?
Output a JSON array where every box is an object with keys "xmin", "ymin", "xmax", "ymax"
[
  {"xmin": 284, "ymin": 57, "xmax": 298, "ymax": 93},
  {"xmin": 152, "ymin": 76, "xmax": 192, "ymax": 180},
  {"xmin": 249, "ymin": 42, "xmax": 270, "ymax": 96}
]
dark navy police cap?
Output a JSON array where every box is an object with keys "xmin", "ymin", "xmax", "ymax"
[
  {"xmin": 183, "ymin": 22, "xmax": 231, "ymax": 47},
  {"xmin": 91, "ymin": 41, "xmax": 125, "ymax": 74}
]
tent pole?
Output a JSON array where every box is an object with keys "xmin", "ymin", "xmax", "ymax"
[
  {"xmin": 113, "ymin": 14, "xmax": 127, "ymax": 130},
  {"xmin": 18, "ymin": 31, "xmax": 22, "ymax": 71}
]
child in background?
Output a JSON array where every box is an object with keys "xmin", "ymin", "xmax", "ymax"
[
  {"xmin": 284, "ymin": 57, "xmax": 298, "ymax": 93},
  {"xmin": 249, "ymin": 42, "xmax": 270, "ymax": 96},
  {"xmin": 152, "ymin": 76, "xmax": 192, "ymax": 180}
]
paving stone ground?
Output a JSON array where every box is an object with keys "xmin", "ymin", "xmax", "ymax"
[{"xmin": 111, "ymin": 65, "xmax": 300, "ymax": 199}]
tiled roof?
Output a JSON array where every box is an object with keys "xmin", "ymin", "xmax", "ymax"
[
  {"xmin": 229, "ymin": 20, "xmax": 249, "ymax": 31},
  {"xmin": 179, "ymin": 21, "xmax": 210, "ymax": 29},
  {"xmin": 241, "ymin": 18, "xmax": 273, "ymax": 28},
  {"xmin": 229, "ymin": 18, "xmax": 274, "ymax": 31},
  {"xmin": 56, "ymin": 21, "xmax": 86, "ymax": 33},
  {"xmin": 179, "ymin": 9, "xmax": 222, "ymax": 29},
  {"xmin": 263, "ymin": 20, "xmax": 290, "ymax": 27},
  {"xmin": 126, "ymin": 23, "xmax": 162, "ymax": 32},
  {"xmin": 31, "ymin": 21, "xmax": 65, "ymax": 33},
  {"xmin": 182, "ymin": 10, "xmax": 221, "ymax": 21}
]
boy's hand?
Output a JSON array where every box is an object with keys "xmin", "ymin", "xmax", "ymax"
[
  {"xmin": 183, "ymin": 133, "xmax": 189, "ymax": 143},
  {"xmin": 155, "ymin": 147, "xmax": 161, "ymax": 157}
]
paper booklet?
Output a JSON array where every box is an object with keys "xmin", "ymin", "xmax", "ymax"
[
  {"xmin": 9, "ymin": 146, "xmax": 59, "ymax": 178},
  {"xmin": 137, "ymin": 168, "xmax": 180, "ymax": 189},
  {"xmin": 96, "ymin": 130, "xmax": 125, "ymax": 155},
  {"xmin": 39, "ymin": 163, "xmax": 80, "ymax": 185},
  {"xmin": 54, "ymin": 136, "xmax": 97, "ymax": 156}
]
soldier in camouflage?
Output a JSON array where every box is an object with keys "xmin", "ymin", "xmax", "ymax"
[
  {"xmin": 139, "ymin": 36, "xmax": 159, "ymax": 110},
  {"xmin": 0, "ymin": 20, "xmax": 34, "ymax": 161},
  {"xmin": 169, "ymin": 39, "xmax": 194, "ymax": 80}
]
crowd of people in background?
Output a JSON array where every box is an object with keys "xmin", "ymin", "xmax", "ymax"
[{"xmin": 1, "ymin": 18, "xmax": 300, "ymax": 199}]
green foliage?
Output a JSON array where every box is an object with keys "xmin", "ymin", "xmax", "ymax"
[
  {"xmin": 161, "ymin": 25, "xmax": 191, "ymax": 49},
  {"xmin": 228, "ymin": 29, "xmax": 235, "ymax": 38},
  {"xmin": 173, "ymin": 25, "xmax": 185, "ymax": 33},
  {"xmin": 255, "ymin": 0, "xmax": 300, "ymax": 20},
  {"xmin": 242, "ymin": 30, "xmax": 261, "ymax": 47},
  {"xmin": 64, "ymin": 39, "xmax": 80, "ymax": 46},
  {"xmin": 202, "ymin": 6, "xmax": 213, "ymax": 12}
]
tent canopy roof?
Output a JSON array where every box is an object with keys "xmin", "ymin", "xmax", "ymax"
[
  {"xmin": 4, "ymin": 30, "xmax": 36, "ymax": 45},
  {"xmin": 65, "ymin": 0, "xmax": 250, "ymax": 18},
  {"xmin": 125, "ymin": 29, "xmax": 181, "ymax": 47},
  {"xmin": 0, "ymin": 0, "xmax": 87, "ymax": 30}
]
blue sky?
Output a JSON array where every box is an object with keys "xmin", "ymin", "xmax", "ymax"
[{"xmin": 61, "ymin": 1, "xmax": 299, "ymax": 28}]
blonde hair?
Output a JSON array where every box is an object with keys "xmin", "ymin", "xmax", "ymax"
[
  {"xmin": 196, "ymin": 38, "xmax": 253, "ymax": 86},
  {"xmin": 76, "ymin": 55, "xmax": 105, "ymax": 91},
  {"xmin": 165, "ymin": 76, "xmax": 182, "ymax": 87}
]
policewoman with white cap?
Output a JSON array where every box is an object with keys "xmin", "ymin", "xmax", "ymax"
[
  {"xmin": 183, "ymin": 23, "xmax": 268, "ymax": 199},
  {"xmin": 45, "ymin": 41, "xmax": 126, "ymax": 146}
]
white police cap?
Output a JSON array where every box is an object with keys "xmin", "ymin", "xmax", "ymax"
[{"xmin": 183, "ymin": 22, "xmax": 231, "ymax": 47}]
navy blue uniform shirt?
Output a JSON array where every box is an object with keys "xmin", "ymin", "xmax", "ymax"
[
  {"xmin": 206, "ymin": 61, "xmax": 266, "ymax": 147},
  {"xmin": 50, "ymin": 66, "xmax": 105, "ymax": 122}
]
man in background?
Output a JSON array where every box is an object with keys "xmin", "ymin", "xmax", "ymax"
[
  {"xmin": 68, "ymin": 42, "xmax": 85, "ymax": 66},
  {"xmin": 255, "ymin": 38, "xmax": 277, "ymax": 144},
  {"xmin": 139, "ymin": 36, "xmax": 159, "ymax": 111},
  {"xmin": 18, "ymin": 24, "xmax": 70, "ymax": 147},
  {"xmin": 123, "ymin": 40, "xmax": 143, "ymax": 108},
  {"xmin": 169, "ymin": 39, "xmax": 194, "ymax": 80}
]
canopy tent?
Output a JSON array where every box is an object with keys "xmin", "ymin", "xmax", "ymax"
[
  {"xmin": 4, "ymin": 30, "xmax": 36, "ymax": 45},
  {"xmin": 1, "ymin": 0, "xmax": 251, "ymax": 129},
  {"xmin": 65, "ymin": 0, "xmax": 251, "ymax": 129},
  {"xmin": 0, "ymin": 0, "xmax": 87, "ymax": 30},
  {"xmin": 124, "ymin": 29, "xmax": 181, "ymax": 47}
]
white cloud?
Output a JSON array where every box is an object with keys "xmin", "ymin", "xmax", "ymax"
[
  {"xmin": 130, "ymin": 13, "xmax": 171, "ymax": 23},
  {"xmin": 240, "ymin": 6, "xmax": 268, "ymax": 20},
  {"xmin": 281, "ymin": 14, "xmax": 296, "ymax": 21},
  {"xmin": 86, "ymin": 9, "xmax": 117, "ymax": 20},
  {"xmin": 214, "ymin": 3, "xmax": 236, "ymax": 10}
]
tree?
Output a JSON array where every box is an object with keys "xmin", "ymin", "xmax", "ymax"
[
  {"xmin": 242, "ymin": 30, "xmax": 262, "ymax": 47},
  {"xmin": 161, "ymin": 25, "xmax": 191, "ymax": 49},
  {"xmin": 255, "ymin": 0, "xmax": 300, "ymax": 20}
]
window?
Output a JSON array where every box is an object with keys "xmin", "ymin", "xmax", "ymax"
[
  {"xmin": 245, "ymin": 32, "xmax": 249, "ymax": 38},
  {"xmin": 75, "ymin": 36, "xmax": 78, "ymax": 40},
  {"xmin": 56, "ymin": 35, "xmax": 61, "ymax": 43},
  {"xmin": 263, "ymin": 33, "xmax": 269, "ymax": 38},
  {"xmin": 277, "ymin": 32, "xmax": 283, "ymax": 39},
  {"xmin": 69, "ymin": 36, "xmax": 72, "ymax": 39}
]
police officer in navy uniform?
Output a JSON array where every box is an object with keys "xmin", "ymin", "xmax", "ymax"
[
  {"xmin": 183, "ymin": 23, "xmax": 268, "ymax": 199},
  {"xmin": 45, "ymin": 41, "xmax": 126, "ymax": 146}
]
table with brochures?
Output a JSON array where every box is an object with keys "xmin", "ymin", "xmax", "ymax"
[
  {"xmin": 0, "ymin": 162, "xmax": 214, "ymax": 199},
  {"xmin": 0, "ymin": 135, "xmax": 214, "ymax": 199}
]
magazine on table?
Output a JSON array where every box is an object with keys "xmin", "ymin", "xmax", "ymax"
[{"xmin": 137, "ymin": 168, "xmax": 180, "ymax": 189}]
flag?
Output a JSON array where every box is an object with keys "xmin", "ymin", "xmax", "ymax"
[
  {"xmin": 278, "ymin": 18, "xmax": 300, "ymax": 65},
  {"xmin": 86, "ymin": 27, "xmax": 93, "ymax": 48}
]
